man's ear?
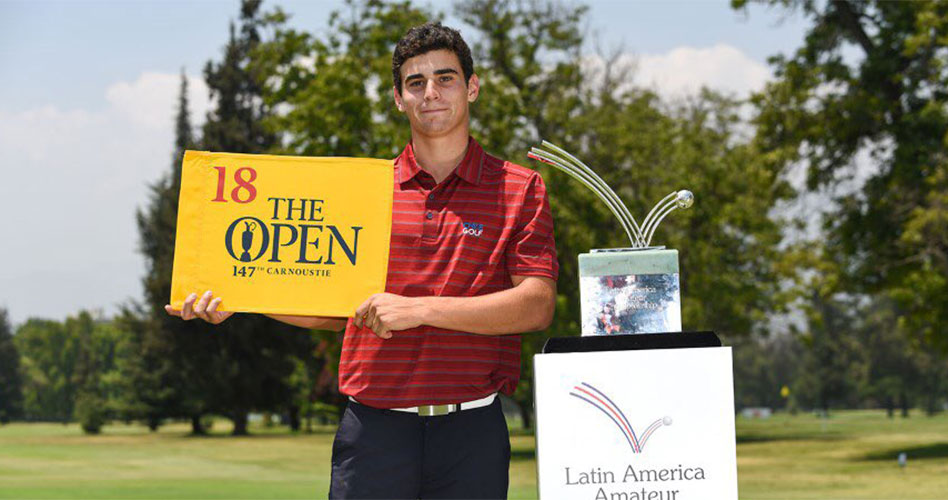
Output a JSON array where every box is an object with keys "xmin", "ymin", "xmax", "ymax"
[
  {"xmin": 393, "ymin": 86, "xmax": 405, "ymax": 112},
  {"xmin": 467, "ymin": 74, "xmax": 480, "ymax": 103}
]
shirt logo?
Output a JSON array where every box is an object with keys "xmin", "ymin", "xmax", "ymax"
[{"xmin": 462, "ymin": 222, "xmax": 484, "ymax": 237}]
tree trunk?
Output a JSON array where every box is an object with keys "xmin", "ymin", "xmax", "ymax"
[
  {"xmin": 520, "ymin": 402, "xmax": 534, "ymax": 430},
  {"xmin": 231, "ymin": 411, "xmax": 249, "ymax": 435},
  {"xmin": 885, "ymin": 397, "xmax": 894, "ymax": 418},
  {"xmin": 190, "ymin": 414, "xmax": 206, "ymax": 435},
  {"xmin": 288, "ymin": 405, "xmax": 301, "ymax": 432},
  {"xmin": 899, "ymin": 392, "xmax": 909, "ymax": 418},
  {"xmin": 147, "ymin": 416, "xmax": 161, "ymax": 432}
]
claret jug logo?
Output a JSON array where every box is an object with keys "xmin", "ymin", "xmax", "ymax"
[
  {"xmin": 223, "ymin": 207, "xmax": 363, "ymax": 266},
  {"xmin": 570, "ymin": 382, "xmax": 671, "ymax": 454}
]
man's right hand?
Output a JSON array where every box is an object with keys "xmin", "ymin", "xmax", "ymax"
[{"xmin": 165, "ymin": 290, "xmax": 234, "ymax": 325}]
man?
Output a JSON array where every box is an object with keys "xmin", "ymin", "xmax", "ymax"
[{"xmin": 168, "ymin": 22, "xmax": 558, "ymax": 499}]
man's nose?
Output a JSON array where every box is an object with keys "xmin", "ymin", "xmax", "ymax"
[{"xmin": 424, "ymin": 79, "xmax": 440, "ymax": 101}]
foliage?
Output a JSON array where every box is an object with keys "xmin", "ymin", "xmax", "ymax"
[
  {"xmin": 731, "ymin": 332, "xmax": 803, "ymax": 411},
  {"xmin": 457, "ymin": 0, "xmax": 792, "ymax": 423},
  {"xmin": 13, "ymin": 312, "xmax": 129, "ymax": 426},
  {"xmin": 250, "ymin": 0, "xmax": 437, "ymax": 410},
  {"xmin": 74, "ymin": 393, "xmax": 105, "ymax": 434},
  {"xmin": 130, "ymin": 70, "xmax": 214, "ymax": 433},
  {"xmin": 0, "ymin": 309, "xmax": 23, "ymax": 423},
  {"xmin": 194, "ymin": 0, "xmax": 317, "ymax": 435},
  {"xmin": 14, "ymin": 318, "xmax": 80, "ymax": 422},
  {"xmin": 245, "ymin": 0, "xmax": 794, "ymax": 425},
  {"xmin": 734, "ymin": 0, "xmax": 948, "ymax": 351}
]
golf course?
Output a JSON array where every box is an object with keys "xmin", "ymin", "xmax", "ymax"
[{"xmin": 1, "ymin": 410, "xmax": 947, "ymax": 499}]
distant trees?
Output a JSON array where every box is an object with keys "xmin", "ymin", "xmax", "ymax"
[
  {"xmin": 6, "ymin": 0, "xmax": 948, "ymax": 432},
  {"xmin": 127, "ymin": 0, "xmax": 318, "ymax": 436},
  {"xmin": 15, "ymin": 318, "xmax": 79, "ymax": 422},
  {"xmin": 13, "ymin": 312, "xmax": 127, "ymax": 429},
  {"xmin": 729, "ymin": 0, "xmax": 948, "ymax": 414},
  {"xmin": 0, "ymin": 309, "xmax": 23, "ymax": 423},
  {"xmin": 735, "ymin": 0, "xmax": 948, "ymax": 350},
  {"xmin": 247, "ymin": 0, "xmax": 794, "ymax": 425}
]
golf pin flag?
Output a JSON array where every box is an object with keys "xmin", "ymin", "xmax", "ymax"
[{"xmin": 170, "ymin": 150, "xmax": 393, "ymax": 317}]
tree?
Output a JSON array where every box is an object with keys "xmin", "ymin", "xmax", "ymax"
[
  {"xmin": 794, "ymin": 288, "xmax": 869, "ymax": 414},
  {"xmin": 196, "ymin": 0, "xmax": 316, "ymax": 435},
  {"xmin": 734, "ymin": 0, "xmax": 948, "ymax": 351},
  {"xmin": 70, "ymin": 312, "xmax": 106, "ymax": 434},
  {"xmin": 457, "ymin": 0, "xmax": 792, "ymax": 425},
  {"xmin": 732, "ymin": 332, "xmax": 803, "ymax": 410},
  {"xmin": 131, "ymin": 70, "xmax": 214, "ymax": 433},
  {"xmin": 251, "ymin": 0, "xmax": 793, "ymax": 426},
  {"xmin": 0, "ymin": 308, "xmax": 23, "ymax": 423},
  {"xmin": 251, "ymin": 0, "xmax": 436, "ymax": 414},
  {"xmin": 14, "ymin": 318, "xmax": 80, "ymax": 422}
]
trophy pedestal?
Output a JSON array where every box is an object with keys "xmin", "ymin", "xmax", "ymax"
[
  {"xmin": 579, "ymin": 248, "xmax": 682, "ymax": 335},
  {"xmin": 533, "ymin": 332, "xmax": 738, "ymax": 499}
]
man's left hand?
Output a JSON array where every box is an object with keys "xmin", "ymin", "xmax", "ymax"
[{"xmin": 353, "ymin": 293, "xmax": 425, "ymax": 339}]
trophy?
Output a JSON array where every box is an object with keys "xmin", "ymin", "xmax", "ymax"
[{"xmin": 528, "ymin": 141, "xmax": 693, "ymax": 335}]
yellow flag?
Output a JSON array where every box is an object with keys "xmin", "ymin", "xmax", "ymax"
[{"xmin": 170, "ymin": 150, "xmax": 393, "ymax": 317}]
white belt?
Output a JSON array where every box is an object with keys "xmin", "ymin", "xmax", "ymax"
[{"xmin": 349, "ymin": 393, "xmax": 497, "ymax": 417}]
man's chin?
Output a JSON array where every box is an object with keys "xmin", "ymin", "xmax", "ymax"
[{"xmin": 412, "ymin": 121, "xmax": 456, "ymax": 137}]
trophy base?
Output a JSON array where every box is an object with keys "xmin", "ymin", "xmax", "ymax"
[{"xmin": 579, "ymin": 248, "xmax": 682, "ymax": 336}]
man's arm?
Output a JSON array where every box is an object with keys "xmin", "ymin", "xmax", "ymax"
[
  {"xmin": 266, "ymin": 313, "xmax": 347, "ymax": 331},
  {"xmin": 353, "ymin": 275, "xmax": 556, "ymax": 339}
]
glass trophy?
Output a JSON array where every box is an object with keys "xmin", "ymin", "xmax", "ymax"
[{"xmin": 528, "ymin": 141, "xmax": 694, "ymax": 335}]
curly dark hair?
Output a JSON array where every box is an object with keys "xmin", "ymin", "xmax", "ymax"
[{"xmin": 392, "ymin": 22, "xmax": 474, "ymax": 94}]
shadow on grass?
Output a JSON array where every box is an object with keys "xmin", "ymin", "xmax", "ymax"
[
  {"xmin": 861, "ymin": 443, "xmax": 948, "ymax": 462},
  {"xmin": 737, "ymin": 432, "xmax": 847, "ymax": 444},
  {"xmin": 179, "ymin": 428, "xmax": 338, "ymax": 439}
]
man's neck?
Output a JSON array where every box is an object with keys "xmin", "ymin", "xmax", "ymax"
[{"xmin": 411, "ymin": 128, "xmax": 470, "ymax": 184}]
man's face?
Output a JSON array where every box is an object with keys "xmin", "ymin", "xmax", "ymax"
[{"xmin": 394, "ymin": 49, "xmax": 479, "ymax": 139}]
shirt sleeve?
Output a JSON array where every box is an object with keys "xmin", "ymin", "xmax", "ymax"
[{"xmin": 505, "ymin": 171, "xmax": 559, "ymax": 280}]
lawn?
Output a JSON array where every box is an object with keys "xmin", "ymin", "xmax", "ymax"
[{"xmin": 0, "ymin": 410, "xmax": 946, "ymax": 499}]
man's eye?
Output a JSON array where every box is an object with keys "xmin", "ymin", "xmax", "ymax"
[
  {"xmin": 408, "ymin": 81, "xmax": 423, "ymax": 88},
  {"xmin": 440, "ymin": 76, "xmax": 454, "ymax": 83}
]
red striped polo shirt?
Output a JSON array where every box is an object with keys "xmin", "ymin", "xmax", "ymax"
[{"xmin": 338, "ymin": 137, "xmax": 558, "ymax": 408}]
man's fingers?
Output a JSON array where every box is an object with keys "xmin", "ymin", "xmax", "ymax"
[
  {"xmin": 376, "ymin": 322, "xmax": 392, "ymax": 339},
  {"xmin": 181, "ymin": 293, "xmax": 198, "ymax": 320},
  {"xmin": 207, "ymin": 297, "xmax": 224, "ymax": 323},
  {"xmin": 193, "ymin": 291, "xmax": 213, "ymax": 321},
  {"xmin": 164, "ymin": 305, "xmax": 182, "ymax": 317},
  {"xmin": 168, "ymin": 293, "xmax": 232, "ymax": 325},
  {"xmin": 207, "ymin": 298, "xmax": 233, "ymax": 324},
  {"xmin": 353, "ymin": 297, "xmax": 372, "ymax": 328}
]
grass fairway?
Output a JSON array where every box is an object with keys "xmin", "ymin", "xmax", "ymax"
[
  {"xmin": 737, "ymin": 410, "xmax": 948, "ymax": 499},
  {"xmin": 0, "ymin": 410, "xmax": 946, "ymax": 499}
]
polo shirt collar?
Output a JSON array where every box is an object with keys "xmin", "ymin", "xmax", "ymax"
[{"xmin": 395, "ymin": 136, "xmax": 484, "ymax": 186}]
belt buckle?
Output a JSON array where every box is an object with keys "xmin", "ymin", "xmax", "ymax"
[{"xmin": 418, "ymin": 404, "xmax": 453, "ymax": 417}]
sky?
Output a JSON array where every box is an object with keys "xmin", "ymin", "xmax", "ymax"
[{"xmin": 0, "ymin": 0, "xmax": 810, "ymax": 325}]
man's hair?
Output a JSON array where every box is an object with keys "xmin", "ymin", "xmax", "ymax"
[{"xmin": 392, "ymin": 22, "xmax": 474, "ymax": 94}]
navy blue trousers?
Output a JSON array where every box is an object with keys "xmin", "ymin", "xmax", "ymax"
[{"xmin": 329, "ymin": 398, "xmax": 510, "ymax": 499}]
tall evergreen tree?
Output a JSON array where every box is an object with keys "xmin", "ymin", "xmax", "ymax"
[
  {"xmin": 198, "ymin": 0, "xmax": 314, "ymax": 435},
  {"xmin": 128, "ymin": 69, "xmax": 215, "ymax": 433},
  {"xmin": 0, "ymin": 308, "xmax": 23, "ymax": 423}
]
